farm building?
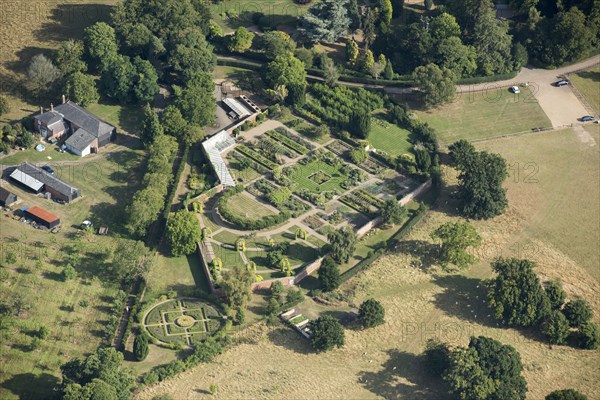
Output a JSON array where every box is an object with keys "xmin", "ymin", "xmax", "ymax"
[
  {"xmin": 9, "ymin": 163, "xmax": 81, "ymax": 203},
  {"xmin": 34, "ymin": 99, "xmax": 116, "ymax": 157},
  {"xmin": 0, "ymin": 187, "xmax": 18, "ymax": 208},
  {"xmin": 24, "ymin": 206, "xmax": 61, "ymax": 229}
]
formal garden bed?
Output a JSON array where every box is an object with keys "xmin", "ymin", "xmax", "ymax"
[{"xmin": 143, "ymin": 299, "xmax": 224, "ymax": 346}]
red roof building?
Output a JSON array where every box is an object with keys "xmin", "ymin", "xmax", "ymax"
[{"xmin": 25, "ymin": 206, "xmax": 61, "ymax": 229}]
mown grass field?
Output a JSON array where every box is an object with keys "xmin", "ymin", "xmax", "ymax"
[
  {"xmin": 226, "ymin": 192, "xmax": 279, "ymax": 220},
  {"xmin": 368, "ymin": 117, "xmax": 413, "ymax": 156},
  {"xmin": 289, "ymin": 159, "xmax": 348, "ymax": 193},
  {"xmin": 209, "ymin": 0, "xmax": 314, "ymax": 32},
  {"xmin": 135, "ymin": 126, "xmax": 600, "ymax": 400},
  {"xmin": 570, "ymin": 67, "xmax": 600, "ymax": 113},
  {"xmin": 415, "ymin": 87, "xmax": 553, "ymax": 144}
]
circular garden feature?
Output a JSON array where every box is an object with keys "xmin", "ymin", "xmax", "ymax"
[{"xmin": 143, "ymin": 298, "xmax": 223, "ymax": 346}]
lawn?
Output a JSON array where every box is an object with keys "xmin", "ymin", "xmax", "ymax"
[
  {"xmin": 225, "ymin": 192, "xmax": 279, "ymax": 220},
  {"xmin": 415, "ymin": 87, "xmax": 552, "ymax": 144},
  {"xmin": 570, "ymin": 67, "xmax": 600, "ymax": 113},
  {"xmin": 368, "ymin": 117, "xmax": 413, "ymax": 156},
  {"xmin": 289, "ymin": 159, "xmax": 348, "ymax": 193},
  {"xmin": 209, "ymin": 0, "xmax": 314, "ymax": 32}
]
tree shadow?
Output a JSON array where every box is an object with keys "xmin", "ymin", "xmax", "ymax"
[
  {"xmin": 33, "ymin": 3, "xmax": 114, "ymax": 44},
  {"xmin": 358, "ymin": 350, "xmax": 447, "ymax": 400},
  {"xmin": 388, "ymin": 239, "xmax": 440, "ymax": 271},
  {"xmin": 321, "ymin": 310, "xmax": 357, "ymax": 327},
  {"xmin": 42, "ymin": 270, "xmax": 63, "ymax": 282},
  {"xmin": 432, "ymin": 275, "xmax": 496, "ymax": 328},
  {"xmin": 266, "ymin": 327, "xmax": 312, "ymax": 354},
  {"xmin": 1, "ymin": 372, "xmax": 60, "ymax": 400},
  {"xmin": 576, "ymin": 70, "xmax": 600, "ymax": 82}
]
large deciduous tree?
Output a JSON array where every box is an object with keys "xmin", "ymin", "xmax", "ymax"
[
  {"xmin": 488, "ymin": 258, "xmax": 551, "ymax": 327},
  {"xmin": 55, "ymin": 40, "xmax": 87, "ymax": 76},
  {"xmin": 563, "ymin": 298, "xmax": 593, "ymax": 328},
  {"xmin": 227, "ymin": 27, "xmax": 255, "ymax": 53},
  {"xmin": 412, "ymin": 63, "xmax": 456, "ymax": 108},
  {"xmin": 265, "ymin": 54, "xmax": 306, "ymax": 106},
  {"xmin": 298, "ymin": 0, "xmax": 351, "ymax": 43},
  {"xmin": 380, "ymin": 198, "xmax": 405, "ymax": 225},
  {"xmin": 84, "ymin": 22, "xmax": 119, "ymax": 72},
  {"xmin": 169, "ymin": 28, "xmax": 216, "ymax": 81},
  {"xmin": 259, "ymin": 31, "xmax": 296, "ymax": 60},
  {"xmin": 431, "ymin": 221, "xmax": 481, "ymax": 269},
  {"xmin": 545, "ymin": 389, "xmax": 589, "ymax": 400},
  {"xmin": 309, "ymin": 315, "xmax": 345, "ymax": 352},
  {"xmin": 27, "ymin": 54, "xmax": 61, "ymax": 94},
  {"xmin": 327, "ymin": 226, "xmax": 357, "ymax": 264},
  {"xmin": 63, "ymin": 72, "xmax": 99, "ymax": 106},
  {"xmin": 166, "ymin": 210, "xmax": 202, "ymax": 256},
  {"xmin": 175, "ymin": 72, "xmax": 216, "ymax": 126},
  {"xmin": 220, "ymin": 264, "xmax": 254, "ymax": 310},
  {"xmin": 444, "ymin": 336, "xmax": 527, "ymax": 400},
  {"xmin": 318, "ymin": 256, "xmax": 341, "ymax": 292},
  {"xmin": 140, "ymin": 104, "xmax": 164, "ymax": 146}
]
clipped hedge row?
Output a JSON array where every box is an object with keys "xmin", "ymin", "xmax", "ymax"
[
  {"xmin": 218, "ymin": 185, "xmax": 290, "ymax": 230},
  {"xmin": 456, "ymin": 70, "xmax": 519, "ymax": 85},
  {"xmin": 265, "ymin": 130, "xmax": 309, "ymax": 155}
]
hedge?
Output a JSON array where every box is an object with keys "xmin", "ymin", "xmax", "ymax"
[
  {"xmin": 339, "ymin": 205, "xmax": 429, "ymax": 283},
  {"xmin": 456, "ymin": 70, "xmax": 519, "ymax": 85},
  {"xmin": 218, "ymin": 185, "xmax": 290, "ymax": 230}
]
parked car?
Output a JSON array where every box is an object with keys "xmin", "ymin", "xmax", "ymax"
[
  {"xmin": 41, "ymin": 165, "xmax": 54, "ymax": 174},
  {"xmin": 510, "ymin": 86, "xmax": 520, "ymax": 94},
  {"xmin": 554, "ymin": 79, "xmax": 570, "ymax": 87},
  {"xmin": 579, "ymin": 116, "xmax": 596, "ymax": 122}
]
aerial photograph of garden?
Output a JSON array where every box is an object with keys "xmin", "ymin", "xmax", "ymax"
[{"xmin": 0, "ymin": 0, "xmax": 598, "ymax": 399}]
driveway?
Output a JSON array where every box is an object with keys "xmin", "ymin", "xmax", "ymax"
[{"xmin": 456, "ymin": 55, "xmax": 600, "ymax": 128}]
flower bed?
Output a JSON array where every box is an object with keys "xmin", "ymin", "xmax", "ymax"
[
  {"xmin": 266, "ymin": 129, "xmax": 310, "ymax": 155},
  {"xmin": 236, "ymin": 144, "xmax": 278, "ymax": 170}
]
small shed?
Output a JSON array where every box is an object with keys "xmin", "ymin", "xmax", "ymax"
[
  {"xmin": 24, "ymin": 206, "xmax": 60, "ymax": 229},
  {"xmin": 0, "ymin": 187, "xmax": 18, "ymax": 208}
]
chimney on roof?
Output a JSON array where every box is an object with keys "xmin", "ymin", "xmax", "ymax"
[
  {"xmin": 40, "ymin": 106, "xmax": 43, "ymax": 115},
  {"xmin": 62, "ymin": 95, "xmax": 66, "ymax": 104},
  {"xmin": 50, "ymin": 103, "xmax": 54, "ymax": 112}
]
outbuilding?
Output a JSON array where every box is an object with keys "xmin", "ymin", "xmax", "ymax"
[
  {"xmin": 0, "ymin": 187, "xmax": 18, "ymax": 208},
  {"xmin": 24, "ymin": 206, "xmax": 61, "ymax": 229}
]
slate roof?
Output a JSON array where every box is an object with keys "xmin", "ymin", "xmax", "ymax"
[
  {"xmin": 15, "ymin": 163, "xmax": 80, "ymax": 198},
  {"xmin": 53, "ymin": 101, "xmax": 114, "ymax": 139},
  {"xmin": 65, "ymin": 128, "xmax": 96, "ymax": 152},
  {"xmin": 0, "ymin": 187, "xmax": 17, "ymax": 205},
  {"xmin": 35, "ymin": 111, "xmax": 62, "ymax": 126}
]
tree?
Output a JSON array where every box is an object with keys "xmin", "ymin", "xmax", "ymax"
[
  {"xmin": 55, "ymin": 40, "xmax": 87, "ymax": 75},
  {"xmin": 298, "ymin": 0, "xmax": 351, "ymax": 43},
  {"xmin": 220, "ymin": 264, "xmax": 254, "ymax": 310},
  {"xmin": 424, "ymin": 0, "xmax": 434, "ymax": 10},
  {"xmin": 423, "ymin": 338, "xmax": 451, "ymax": 377},
  {"xmin": 357, "ymin": 48, "xmax": 375, "ymax": 73},
  {"xmin": 182, "ymin": 125, "xmax": 205, "ymax": 147},
  {"xmin": 166, "ymin": 210, "xmax": 202, "ymax": 256},
  {"xmin": 101, "ymin": 55, "xmax": 136, "ymax": 103},
  {"xmin": 350, "ymin": 147, "xmax": 367, "ymax": 164},
  {"xmin": 84, "ymin": 22, "xmax": 119, "ymax": 72},
  {"xmin": 488, "ymin": 258, "xmax": 551, "ymax": 327},
  {"xmin": 111, "ymin": 240, "xmax": 155, "ymax": 283},
  {"xmin": 161, "ymin": 105, "xmax": 187, "ymax": 138},
  {"xmin": 0, "ymin": 96, "xmax": 11, "ymax": 118},
  {"xmin": 431, "ymin": 221, "xmax": 481, "ymax": 269},
  {"xmin": 541, "ymin": 310, "xmax": 570, "ymax": 344},
  {"xmin": 444, "ymin": 336, "xmax": 527, "ymax": 400},
  {"xmin": 265, "ymin": 54, "xmax": 306, "ymax": 107},
  {"xmin": 414, "ymin": 148, "xmax": 432, "ymax": 172},
  {"xmin": 64, "ymin": 72, "xmax": 99, "ymax": 106},
  {"xmin": 435, "ymin": 37, "xmax": 477, "ymax": 79},
  {"xmin": 363, "ymin": 8, "xmax": 378, "ymax": 48},
  {"xmin": 392, "ymin": 0, "xmax": 405, "ymax": 18},
  {"xmin": 378, "ymin": 0, "xmax": 393, "ymax": 27},
  {"xmin": 175, "ymin": 72, "xmax": 216, "ymax": 126},
  {"xmin": 544, "ymin": 280, "xmax": 567, "ymax": 310},
  {"xmin": 328, "ymin": 227, "xmax": 357, "ymax": 264},
  {"xmin": 448, "ymin": 139, "xmax": 476, "ymax": 170},
  {"xmin": 309, "ymin": 315, "xmax": 345, "ymax": 352},
  {"xmin": 133, "ymin": 334, "xmax": 149, "ymax": 361},
  {"xmin": 140, "ymin": 104, "xmax": 163, "ymax": 146},
  {"xmin": 132, "ymin": 57, "xmax": 160, "ymax": 103},
  {"xmin": 577, "ymin": 322, "xmax": 600, "ymax": 350},
  {"xmin": 63, "ymin": 379, "xmax": 118, "ymax": 400},
  {"xmin": 27, "ymin": 54, "xmax": 61, "ymax": 94},
  {"xmin": 268, "ymin": 187, "xmax": 292, "ymax": 207},
  {"xmin": 259, "ymin": 31, "xmax": 296, "ymax": 60},
  {"xmin": 169, "ymin": 28, "xmax": 216, "ymax": 81},
  {"xmin": 369, "ymin": 59, "xmax": 386, "ymax": 80},
  {"xmin": 455, "ymin": 150, "xmax": 508, "ymax": 219},
  {"xmin": 358, "ymin": 298, "xmax": 385, "ymax": 328},
  {"xmin": 346, "ymin": 39, "xmax": 359, "ymax": 64},
  {"xmin": 348, "ymin": 0, "xmax": 362, "ymax": 31},
  {"xmin": 383, "ymin": 59, "xmax": 394, "ymax": 80},
  {"xmin": 322, "ymin": 57, "xmax": 340, "ymax": 86},
  {"xmin": 348, "ymin": 110, "xmax": 371, "ymax": 139},
  {"xmin": 380, "ymin": 198, "xmax": 405, "ymax": 225},
  {"xmin": 62, "ymin": 264, "xmax": 77, "ymax": 281},
  {"xmin": 413, "ymin": 63, "xmax": 455, "ymax": 108},
  {"xmin": 563, "ymin": 298, "xmax": 593, "ymax": 328},
  {"xmin": 228, "ymin": 27, "xmax": 255, "ymax": 53},
  {"xmin": 546, "ymin": 389, "xmax": 588, "ymax": 400},
  {"xmin": 318, "ymin": 256, "xmax": 341, "ymax": 292}
]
